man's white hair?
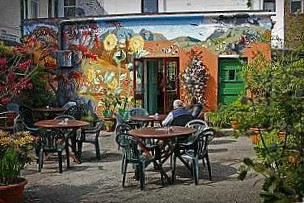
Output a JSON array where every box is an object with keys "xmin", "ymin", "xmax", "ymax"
[{"xmin": 173, "ymin": 99, "xmax": 184, "ymax": 109}]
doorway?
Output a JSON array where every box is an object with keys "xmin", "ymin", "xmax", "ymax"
[
  {"xmin": 218, "ymin": 58, "xmax": 245, "ymax": 105},
  {"xmin": 133, "ymin": 58, "xmax": 179, "ymax": 114}
]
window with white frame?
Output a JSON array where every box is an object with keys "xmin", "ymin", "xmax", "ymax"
[
  {"xmin": 263, "ymin": 0, "xmax": 276, "ymax": 12},
  {"xmin": 30, "ymin": 0, "xmax": 39, "ymax": 18},
  {"xmin": 290, "ymin": 0, "xmax": 303, "ymax": 13},
  {"xmin": 142, "ymin": 0, "xmax": 158, "ymax": 13},
  {"xmin": 64, "ymin": 0, "xmax": 76, "ymax": 17}
]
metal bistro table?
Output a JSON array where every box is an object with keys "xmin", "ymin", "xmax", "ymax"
[
  {"xmin": 129, "ymin": 126, "xmax": 196, "ymax": 182},
  {"xmin": 130, "ymin": 114, "xmax": 167, "ymax": 127},
  {"xmin": 34, "ymin": 119, "xmax": 89, "ymax": 167}
]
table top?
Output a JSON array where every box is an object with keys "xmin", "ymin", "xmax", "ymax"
[
  {"xmin": 34, "ymin": 119, "xmax": 89, "ymax": 128},
  {"xmin": 130, "ymin": 114, "xmax": 166, "ymax": 122},
  {"xmin": 32, "ymin": 107, "xmax": 66, "ymax": 113},
  {"xmin": 129, "ymin": 126, "xmax": 196, "ymax": 139}
]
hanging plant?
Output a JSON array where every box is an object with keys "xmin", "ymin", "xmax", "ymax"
[{"xmin": 182, "ymin": 51, "xmax": 209, "ymax": 106}]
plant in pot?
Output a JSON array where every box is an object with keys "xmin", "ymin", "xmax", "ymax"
[{"xmin": 0, "ymin": 130, "xmax": 35, "ymax": 203}]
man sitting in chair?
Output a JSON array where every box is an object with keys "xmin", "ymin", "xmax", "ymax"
[{"xmin": 162, "ymin": 99, "xmax": 190, "ymax": 126}]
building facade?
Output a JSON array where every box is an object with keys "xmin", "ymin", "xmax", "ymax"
[{"xmin": 0, "ymin": 0, "xmax": 279, "ymax": 113}]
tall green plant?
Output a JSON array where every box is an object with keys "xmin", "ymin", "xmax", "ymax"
[{"xmin": 238, "ymin": 55, "xmax": 304, "ymax": 202}]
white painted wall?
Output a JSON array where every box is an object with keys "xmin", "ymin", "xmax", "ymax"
[
  {"xmin": 160, "ymin": 0, "xmax": 253, "ymax": 12},
  {"xmin": 271, "ymin": 0, "xmax": 284, "ymax": 48},
  {"xmin": 0, "ymin": 0, "xmax": 21, "ymax": 42},
  {"xmin": 103, "ymin": 0, "xmax": 141, "ymax": 14}
]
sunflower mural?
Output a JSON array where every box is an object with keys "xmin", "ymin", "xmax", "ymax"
[{"xmin": 67, "ymin": 25, "xmax": 148, "ymax": 116}]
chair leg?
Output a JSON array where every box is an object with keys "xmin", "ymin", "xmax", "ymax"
[
  {"xmin": 58, "ymin": 151, "xmax": 63, "ymax": 173},
  {"xmin": 205, "ymin": 153, "xmax": 212, "ymax": 181},
  {"xmin": 171, "ymin": 152, "xmax": 177, "ymax": 183},
  {"xmin": 121, "ymin": 153, "xmax": 126, "ymax": 174},
  {"xmin": 65, "ymin": 139, "xmax": 70, "ymax": 168},
  {"xmin": 95, "ymin": 139, "xmax": 101, "ymax": 160},
  {"xmin": 122, "ymin": 159, "xmax": 128, "ymax": 187},
  {"xmin": 77, "ymin": 140, "xmax": 83, "ymax": 162},
  {"xmin": 139, "ymin": 163, "xmax": 145, "ymax": 190},
  {"xmin": 193, "ymin": 159, "xmax": 199, "ymax": 185},
  {"xmin": 38, "ymin": 149, "xmax": 43, "ymax": 172}
]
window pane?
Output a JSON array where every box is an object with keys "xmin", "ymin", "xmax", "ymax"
[
  {"xmin": 31, "ymin": 1, "xmax": 38, "ymax": 18},
  {"xmin": 264, "ymin": 0, "xmax": 276, "ymax": 12},
  {"xmin": 64, "ymin": 7, "xmax": 75, "ymax": 17},
  {"xmin": 229, "ymin": 70, "xmax": 236, "ymax": 81},
  {"xmin": 143, "ymin": 0, "xmax": 157, "ymax": 13},
  {"xmin": 291, "ymin": 0, "xmax": 302, "ymax": 13},
  {"xmin": 64, "ymin": 0, "xmax": 75, "ymax": 6}
]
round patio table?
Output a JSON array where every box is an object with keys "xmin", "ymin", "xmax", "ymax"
[
  {"xmin": 34, "ymin": 119, "xmax": 89, "ymax": 128},
  {"xmin": 34, "ymin": 119, "xmax": 89, "ymax": 167},
  {"xmin": 129, "ymin": 126, "xmax": 196, "ymax": 139},
  {"xmin": 130, "ymin": 114, "xmax": 167, "ymax": 127},
  {"xmin": 129, "ymin": 126, "xmax": 196, "ymax": 183}
]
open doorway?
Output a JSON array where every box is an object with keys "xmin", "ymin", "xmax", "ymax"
[{"xmin": 133, "ymin": 58, "xmax": 179, "ymax": 114}]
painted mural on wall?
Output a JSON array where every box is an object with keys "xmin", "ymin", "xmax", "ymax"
[{"xmin": 60, "ymin": 14, "xmax": 272, "ymax": 113}]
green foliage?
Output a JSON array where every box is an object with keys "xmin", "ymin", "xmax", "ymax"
[
  {"xmin": 238, "ymin": 55, "xmax": 304, "ymax": 201},
  {"xmin": 0, "ymin": 131, "xmax": 35, "ymax": 185},
  {"xmin": 206, "ymin": 96, "xmax": 249, "ymax": 128}
]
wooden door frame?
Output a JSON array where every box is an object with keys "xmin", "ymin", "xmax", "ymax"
[{"xmin": 133, "ymin": 57, "xmax": 180, "ymax": 113}]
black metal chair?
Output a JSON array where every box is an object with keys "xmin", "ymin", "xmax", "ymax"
[
  {"xmin": 0, "ymin": 111, "xmax": 19, "ymax": 133},
  {"xmin": 19, "ymin": 105, "xmax": 38, "ymax": 133},
  {"xmin": 170, "ymin": 114, "xmax": 195, "ymax": 126},
  {"xmin": 129, "ymin": 108, "xmax": 149, "ymax": 128},
  {"xmin": 37, "ymin": 127, "xmax": 68, "ymax": 173},
  {"xmin": 172, "ymin": 128, "xmax": 215, "ymax": 184},
  {"xmin": 77, "ymin": 121, "xmax": 104, "ymax": 160},
  {"xmin": 63, "ymin": 104, "xmax": 86, "ymax": 120},
  {"xmin": 116, "ymin": 133, "xmax": 166, "ymax": 190}
]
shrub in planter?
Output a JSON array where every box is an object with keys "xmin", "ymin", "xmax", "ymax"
[{"xmin": 0, "ymin": 130, "xmax": 35, "ymax": 203}]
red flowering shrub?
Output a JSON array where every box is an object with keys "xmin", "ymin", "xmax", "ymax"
[{"xmin": 0, "ymin": 42, "xmax": 36, "ymax": 106}]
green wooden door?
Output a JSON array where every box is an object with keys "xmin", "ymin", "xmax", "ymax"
[{"xmin": 219, "ymin": 59, "xmax": 244, "ymax": 105}]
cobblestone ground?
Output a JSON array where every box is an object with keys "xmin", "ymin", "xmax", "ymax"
[{"xmin": 23, "ymin": 132, "xmax": 262, "ymax": 203}]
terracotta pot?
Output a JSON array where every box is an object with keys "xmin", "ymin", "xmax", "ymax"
[
  {"xmin": 249, "ymin": 127, "xmax": 264, "ymax": 144},
  {"xmin": 278, "ymin": 131, "xmax": 286, "ymax": 143},
  {"xmin": 0, "ymin": 178, "xmax": 28, "ymax": 203},
  {"xmin": 231, "ymin": 120, "xmax": 238, "ymax": 130}
]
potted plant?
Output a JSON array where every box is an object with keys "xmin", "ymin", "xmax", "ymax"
[{"xmin": 0, "ymin": 130, "xmax": 35, "ymax": 203}]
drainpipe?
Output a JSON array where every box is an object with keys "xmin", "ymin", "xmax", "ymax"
[{"xmin": 20, "ymin": 0, "xmax": 24, "ymax": 39}]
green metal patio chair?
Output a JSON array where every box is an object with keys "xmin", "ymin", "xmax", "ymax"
[
  {"xmin": 37, "ymin": 127, "xmax": 68, "ymax": 173},
  {"xmin": 115, "ymin": 133, "xmax": 166, "ymax": 190},
  {"xmin": 172, "ymin": 128, "xmax": 215, "ymax": 184}
]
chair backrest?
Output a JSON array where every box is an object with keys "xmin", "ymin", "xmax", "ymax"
[
  {"xmin": 115, "ymin": 123, "xmax": 132, "ymax": 135},
  {"xmin": 6, "ymin": 103, "xmax": 20, "ymax": 113},
  {"xmin": 19, "ymin": 106, "xmax": 35, "ymax": 128},
  {"xmin": 129, "ymin": 108, "xmax": 148, "ymax": 117},
  {"xmin": 54, "ymin": 115, "xmax": 76, "ymax": 120},
  {"xmin": 171, "ymin": 114, "xmax": 194, "ymax": 126},
  {"xmin": 62, "ymin": 101, "xmax": 77, "ymax": 109},
  {"xmin": 38, "ymin": 128, "xmax": 65, "ymax": 150},
  {"xmin": 116, "ymin": 133, "xmax": 141, "ymax": 163},
  {"xmin": 198, "ymin": 128, "xmax": 216, "ymax": 158},
  {"xmin": 0, "ymin": 111, "xmax": 19, "ymax": 126},
  {"xmin": 82, "ymin": 121, "xmax": 103, "ymax": 134},
  {"xmin": 63, "ymin": 104, "xmax": 85, "ymax": 120},
  {"xmin": 186, "ymin": 119, "xmax": 209, "ymax": 134},
  {"xmin": 190, "ymin": 104, "xmax": 203, "ymax": 118}
]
